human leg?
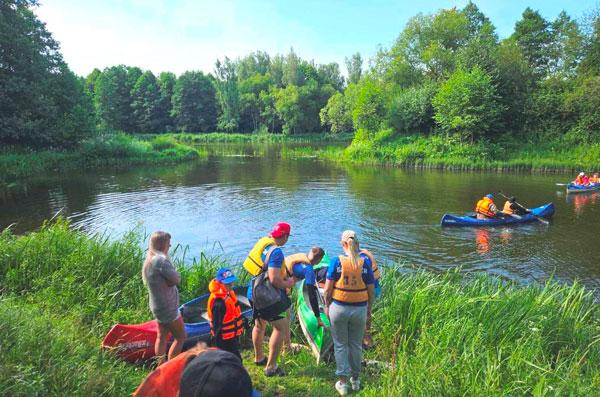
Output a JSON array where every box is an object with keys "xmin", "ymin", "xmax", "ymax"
[
  {"xmin": 252, "ymin": 318, "xmax": 267, "ymax": 363},
  {"xmin": 166, "ymin": 315, "xmax": 186, "ymax": 361},
  {"xmin": 348, "ymin": 306, "xmax": 367, "ymax": 380},
  {"xmin": 329, "ymin": 303, "xmax": 351, "ymax": 381},
  {"xmin": 265, "ymin": 316, "xmax": 288, "ymax": 372}
]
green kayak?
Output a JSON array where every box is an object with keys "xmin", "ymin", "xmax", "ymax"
[{"xmin": 296, "ymin": 255, "xmax": 333, "ymax": 364}]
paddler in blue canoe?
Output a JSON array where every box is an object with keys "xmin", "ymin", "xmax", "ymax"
[{"xmin": 475, "ymin": 194, "xmax": 500, "ymax": 220}]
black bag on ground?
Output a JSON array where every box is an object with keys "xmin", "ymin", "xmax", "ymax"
[{"xmin": 252, "ymin": 266, "xmax": 291, "ymax": 317}]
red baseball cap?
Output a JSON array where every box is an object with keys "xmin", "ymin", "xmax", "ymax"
[{"xmin": 270, "ymin": 222, "xmax": 291, "ymax": 238}]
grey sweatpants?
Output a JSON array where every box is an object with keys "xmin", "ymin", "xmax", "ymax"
[{"xmin": 329, "ymin": 303, "xmax": 367, "ymax": 378}]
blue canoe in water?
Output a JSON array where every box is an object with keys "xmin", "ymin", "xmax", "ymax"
[
  {"xmin": 566, "ymin": 182, "xmax": 600, "ymax": 194},
  {"xmin": 440, "ymin": 203, "xmax": 555, "ymax": 227}
]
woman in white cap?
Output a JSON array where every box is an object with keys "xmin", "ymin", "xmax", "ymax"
[{"xmin": 323, "ymin": 230, "xmax": 375, "ymax": 396}]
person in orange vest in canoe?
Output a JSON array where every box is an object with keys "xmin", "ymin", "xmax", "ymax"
[
  {"xmin": 589, "ymin": 172, "xmax": 599, "ymax": 184},
  {"xmin": 475, "ymin": 194, "xmax": 500, "ymax": 220},
  {"xmin": 574, "ymin": 172, "xmax": 590, "ymax": 185},
  {"xmin": 502, "ymin": 197, "xmax": 529, "ymax": 216},
  {"xmin": 207, "ymin": 268, "xmax": 245, "ymax": 362}
]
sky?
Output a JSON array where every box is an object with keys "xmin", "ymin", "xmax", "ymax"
[{"xmin": 36, "ymin": 0, "xmax": 599, "ymax": 77}]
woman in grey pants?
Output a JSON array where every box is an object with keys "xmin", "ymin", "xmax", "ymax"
[{"xmin": 324, "ymin": 230, "xmax": 375, "ymax": 396}]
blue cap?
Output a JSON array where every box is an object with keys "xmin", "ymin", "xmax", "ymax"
[
  {"xmin": 486, "ymin": 193, "xmax": 494, "ymax": 199},
  {"xmin": 216, "ymin": 268, "xmax": 238, "ymax": 284}
]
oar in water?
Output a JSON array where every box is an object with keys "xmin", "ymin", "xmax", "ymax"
[
  {"xmin": 498, "ymin": 192, "xmax": 549, "ymax": 225},
  {"xmin": 555, "ymin": 183, "xmax": 569, "ymax": 186}
]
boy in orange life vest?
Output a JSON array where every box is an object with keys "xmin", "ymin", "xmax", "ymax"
[
  {"xmin": 475, "ymin": 193, "xmax": 499, "ymax": 220},
  {"xmin": 207, "ymin": 268, "xmax": 245, "ymax": 362}
]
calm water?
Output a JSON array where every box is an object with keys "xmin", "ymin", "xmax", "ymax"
[{"xmin": 2, "ymin": 143, "xmax": 599, "ymax": 293}]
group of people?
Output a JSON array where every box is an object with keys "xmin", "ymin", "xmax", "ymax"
[
  {"xmin": 137, "ymin": 222, "xmax": 382, "ymax": 396},
  {"xmin": 475, "ymin": 193, "xmax": 529, "ymax": 220},
  {"xmin": 573, "ymin": 171, "xmax": 600, "ymax": 186}
]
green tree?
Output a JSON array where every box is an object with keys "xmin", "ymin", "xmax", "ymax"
[
  {"xmin": 131, "ymin": 71, "xmax": 162, "ymax": 133},
  {"xmin": 237, "ymin": 51, "xmax": 270, "ymax": 80},
  {"xmin": 214, "ymin": 57, "xmax": 240, "ymax": 132},
  {"xmin": 432, "ymin": 66, "xmax": 503, "ymax": 141},
  {"xmin": 351, "ymin": 78, "xmax": 387, "ymax": 137},
  {"xmin": 171, "ymin": 71, "xmax": 217, "ymax": 132},
  {"xmin": 345, "ymin": 53, "xmax": 363, "ymax": 85},
  {"xmin": 94, "ymin": 65, "xmax": 139, "ymax": 132},
  {"xmin": 0, "ymin": 0, "xmax": 94, "ymax": 147},
  {"xmin": 320, "ymin": 91, "xmax": 353, "ymax": 133},
  {"xmin": 239, "ymin": 73, "xmax": 272, "ymax": 132},
  {"xmin": 512, "ymin": 8, "xmax": 554, "ymax": 78},
  {"xmin": 157, "ymin": 72, "xmax": 176, "ymax": 131},
  {"xmin": 578, "ymin": 13, "xmax": 600, "ymax": 76},
  {"xmin": 387, "ymin": 84, "xmax": 436, "ymax": 134},
  {"xmin": 550, "ymin": 11, "xmax": 584, "ymax": 76},
  {"xmin": 317, "ymin": 63, "xmax": 344, "ymax": 91}
]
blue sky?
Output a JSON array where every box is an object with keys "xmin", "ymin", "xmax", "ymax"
[{"xmin": 36, "ymin": 0, "xmax": 598, "ymax": 77}]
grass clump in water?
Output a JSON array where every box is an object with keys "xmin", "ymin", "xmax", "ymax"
[{"xmin": 0, "ymin": 133, "xmax": 203, "ymax": 185}]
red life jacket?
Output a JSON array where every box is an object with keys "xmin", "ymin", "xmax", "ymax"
[
  {"xmin": 475, "ymin": 197, "xmax": 496, "ymax": 218},
  {"xmin": 207, "ymin": 280, "xmax": 244, "ymax": 340}
]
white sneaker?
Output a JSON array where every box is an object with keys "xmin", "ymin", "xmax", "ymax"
[
  {"xmin": 335, "ymin": 381, "xmax": 349, "ymax": 396},
  {"xmin": 350, "ymin": 377, "xmax": 360, "ymax": 391}
]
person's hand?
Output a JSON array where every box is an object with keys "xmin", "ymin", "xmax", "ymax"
[
  {"xmin": 285, "ymin": 277, "xmax": 295, "ymax": 288},
  {"xmin": 324, "ymin": 305, "xmax": 330, "ymax": 320},
  {"xmin": 317, "ymin": 317, "xmax": 324, "ymax": 328}
]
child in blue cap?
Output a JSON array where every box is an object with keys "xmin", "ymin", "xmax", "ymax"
[{"xmin": 207, "ymin": 268, "xmax": 245, "ymax": 361}]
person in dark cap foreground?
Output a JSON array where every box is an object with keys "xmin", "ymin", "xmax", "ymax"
[{"xmin": 133, "ymin": 344, "xmax": 259, "ymax": 397}]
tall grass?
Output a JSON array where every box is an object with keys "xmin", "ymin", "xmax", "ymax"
[
  {"xmin": 1, "ymin": 221, "xmax": 598, "ymax": 396},
  {"xmin": 282, "ymin": 134, "xmax": 600, "ymax": 172},
  {"xmin": 0, "ymin": 134, "xmax": 203, "ymax": 185}
]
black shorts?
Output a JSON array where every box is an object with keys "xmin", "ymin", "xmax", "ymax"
[{"xmin": 255, "ymin": 306, "xmax": 286, "ymax": 322}]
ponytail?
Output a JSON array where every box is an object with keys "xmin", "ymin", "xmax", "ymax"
[{"xmin": 341, "ymin": 230, "xmax": 361, "ymax": 270}]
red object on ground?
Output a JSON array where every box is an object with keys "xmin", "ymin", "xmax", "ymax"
[{"xmin": 101, "ymin": 320, "xmax": 159, "ymax": 362}]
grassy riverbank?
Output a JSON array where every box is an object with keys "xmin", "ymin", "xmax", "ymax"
[
  {"xmin": 281, "ymin": 134, "xmax": 600, "ymax": 172},
  {"xmin": 1, "ymin": 220, "xmax": 598, "ymax": 396},
  {"xmin": 0, "ymin": 134, "xmax": 203, "ymax": 185}
]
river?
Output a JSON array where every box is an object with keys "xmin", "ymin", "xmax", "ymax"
[{"xmin": 1, "ymin": 143, "xmax": 598, "ymax": 293}]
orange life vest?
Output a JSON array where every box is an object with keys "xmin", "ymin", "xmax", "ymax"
[
  {"xmin": 590, "ymin": 176, "xmax": 600, "ymax": 183},
  {"xmin": 332, "ymin": 255, "xmax": 368, "ymax": 304},
  {"xmin": 133, "ymin": 350, "xmax": 197, "ymax": 397},
  {"xmin": 360, "ymin": 249, "xmax": 381, "ymax": 281},
  {"xmin": 475, "ymin": 197, "xmax": 496, "ymax": 218},
  {"xmin": 503, "ymin": 201, "xmax": 513, "ymax": 215},
  {"xmin": 207, "ymin": 280, "xmax": 244, "ymax": 340},
  {"xmin": 283, "ymin": 252, "xmax": 310, "ymax": 278}
]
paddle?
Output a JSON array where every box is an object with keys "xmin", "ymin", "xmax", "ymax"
[
  {"xmin": 555, "ymin": 183, "xmax": 569, "ymax": 186},
  {"xmin": 498, "ymin": 192, "xmax": 550, "ymax": 225}
]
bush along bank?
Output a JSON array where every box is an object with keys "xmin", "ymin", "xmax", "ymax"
[
  {"xmin": 0, "ymin": 133, "xmax": 204, "ymax": 186},
  {"xmin": 0, "ymin": 220, "xmax": 598, "ymax": 396},
  {"xmin": 282, "ymin": 133, "xmax": 600, "ymax": 173}
]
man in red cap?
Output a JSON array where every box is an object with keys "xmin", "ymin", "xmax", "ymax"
[{"xmin": 245, "ymin": 222, "xmax": 294, "ymax": 376}]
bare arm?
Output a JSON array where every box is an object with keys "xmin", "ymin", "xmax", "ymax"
[
  {"xmin": 268, "ymin": 267, "xmax": 294, "ymax": 289},
  {"xmin": 367, "ymin": 283, "xmax": 375, "ymax": 307},
  {"xmin": 323, "ymin": 279, "xmax": 334, "ymax": 308}
]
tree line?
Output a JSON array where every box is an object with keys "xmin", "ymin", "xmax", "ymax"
[{"xmin": 1, "ymin": 0, "xmax": 599, "ymax": 149}]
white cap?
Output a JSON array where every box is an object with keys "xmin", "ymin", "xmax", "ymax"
[{"xmin": 579, "ymin": 172, "xmax": 585, "ymax": 176}]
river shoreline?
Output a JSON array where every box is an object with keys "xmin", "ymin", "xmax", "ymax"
[{"xmin": 1, "ymin": 220, "xmax": 598, "ymax": 396}]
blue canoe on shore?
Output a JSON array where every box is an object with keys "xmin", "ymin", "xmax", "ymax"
[
  {"xmin": 440, "ymin": 203, "xmax": 555, "ymax": 227},
  {"xmin": 566, "ymin": 182, "xmax": 600, "ymax": 194}
]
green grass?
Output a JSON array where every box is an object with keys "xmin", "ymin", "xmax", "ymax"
[
  {"xmin": 0, "ymin": 134, "xmax": 204, "ymax": 185},
  {"xmin": 0, "ymin": 221, "xmax": 598, "ymax": 396},
  {"xmin": 281, "ymin": 134, "xmax": 600, "ymax": 172}
]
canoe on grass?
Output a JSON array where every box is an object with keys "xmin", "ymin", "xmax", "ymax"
[
  {"xmin": 296, "ymin": 256, "xmax": 333, "ymax": 364},
  {"xmin": 101, "ymin": 285, "xmax": 252, "ymax": 363},
  {"xmin": 440, "ymin": 203, "xmax": 555, "ymax": 227},
  {"xmin": 566, "ymin": 182, "xmax": 600, "ymax": 194}
]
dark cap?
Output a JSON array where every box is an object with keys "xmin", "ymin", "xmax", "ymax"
[{"xmin": 179, "ymin": 350, "xmax": 253, "ymax": 397}]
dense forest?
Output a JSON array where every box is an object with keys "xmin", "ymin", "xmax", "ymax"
[{"xmin": 1, "ymin": 0, "xmax": 599, "ymax": 149}]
